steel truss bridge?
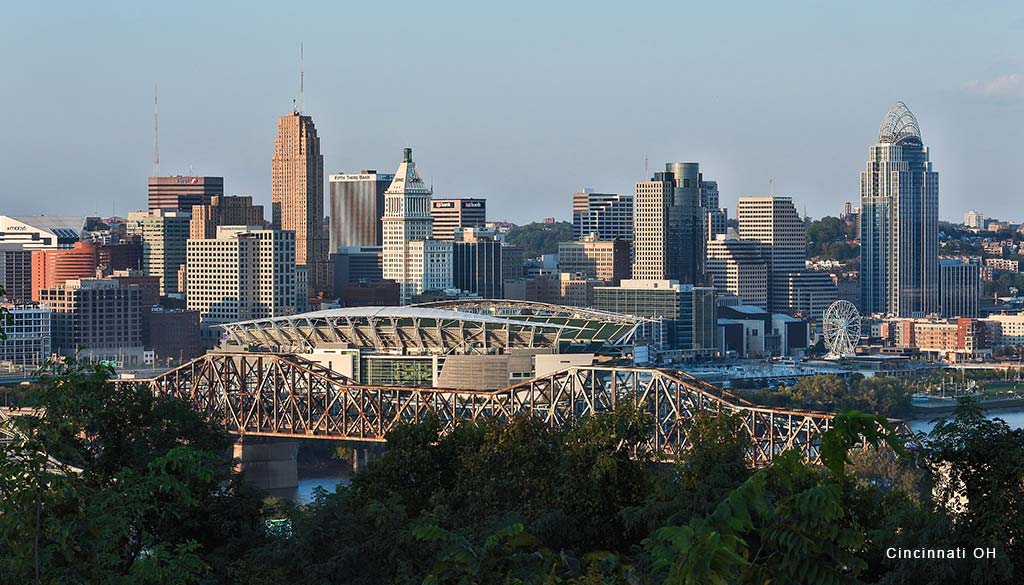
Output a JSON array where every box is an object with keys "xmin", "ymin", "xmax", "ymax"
[{"xmin": 116, "ymin": 352, "xmax": 913, "ymax": 466}]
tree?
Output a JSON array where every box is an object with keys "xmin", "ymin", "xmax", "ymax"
[
  {"xmin": 0, "ymin": 359, "xmax": 269, "ymax": 585},
  {"xmin": 504, "ymin": 221, "xmax": 574, "ymax": 259}
]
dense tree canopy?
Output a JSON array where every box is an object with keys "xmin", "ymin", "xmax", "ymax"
[
  {"xmin": 3, "ymin": 363, "xmax": 1022, "ymax": 584},
  {"xmin": 806, "ymin": 216, "xmax": 859, "ymax": 262},
  {"xmin": 504, "ymin": 221, "xmax": 575, "ymax": 259}
]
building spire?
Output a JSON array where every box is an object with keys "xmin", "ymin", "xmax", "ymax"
[{"xmin": 153, "ymin": 83, "xmax": 160, "ymax": 176}]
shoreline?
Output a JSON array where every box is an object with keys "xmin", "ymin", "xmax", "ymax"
[{"xmin": 907, "ymin": 397, "xmax": 1024, "ymax": 419}]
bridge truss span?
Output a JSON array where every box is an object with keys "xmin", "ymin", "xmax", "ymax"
[{"xmin": 117, "ymin": 353, "xmax": 912, "ymax": 466}]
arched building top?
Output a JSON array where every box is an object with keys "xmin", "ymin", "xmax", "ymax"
[{"xmin": 877, "ymin": 101, "xmax": 921, "ymax": 144}]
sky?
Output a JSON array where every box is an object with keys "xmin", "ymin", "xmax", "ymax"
[{"xmin": 1, "ymin": 1, "xmax": 1022, "ymax": 224}]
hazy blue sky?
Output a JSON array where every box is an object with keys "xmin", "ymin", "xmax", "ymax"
[{"xmin": 2, "ymin": 1, "xmax": 1022, "ymax": 224}]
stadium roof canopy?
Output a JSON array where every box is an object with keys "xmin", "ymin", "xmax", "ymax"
[{"xmin": 219, "ymin": 304, "xmax": 640, "ymax": 355}]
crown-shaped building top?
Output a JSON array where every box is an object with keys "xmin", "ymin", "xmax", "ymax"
[{"xmin": 386, "ymin": 147, "xmax": 432, "ymax": 195}]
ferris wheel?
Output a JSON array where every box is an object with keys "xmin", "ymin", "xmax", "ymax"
[{"xmin": 822, "ymin": 300, "xmax": 861, "ymax": 357}]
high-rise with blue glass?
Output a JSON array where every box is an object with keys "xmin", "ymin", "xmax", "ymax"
[{"xmin": 860, "ymin": 102, "xmax": 939, "ymax": 317}]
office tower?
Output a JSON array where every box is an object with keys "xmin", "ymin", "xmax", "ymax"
[
  {"xmin": 126, "ymin": 209, "xmax": 190, "ymax": 296},
  {"xmin": 272, "ymin": 111, "xmax": 331, "ymax": 296},
  {"xmin": 571, "ymin": 191, "xmax": 634, "ymax": 242},
  {"xmin": 0, "ymin": 216, "xmax": 88, "ymax": 249},
  {"xmin": 97, "ymin": 240, "xmax": 144, "ymax": 273},
  {"xmin": 186, "ymin": 226, "xmax": 297, "ymax": 343},
  {"xmin": 633, "ymin": 163, "xmax": 715, "ymax": 284},
  {"xmin": 328, "ymin": 171, "xmax": 394, "ymax": 250},
  {"xmin": 705, "ymin": 235, "xmax": 769, "ymax": 309},
  {"xmin": 633, "ymin": 173, "xmax": 674, "ymax": 280},
  {"xmin": 0, "ymin": 245, "xmax": 33, "ymax": 301},
  {"xmin": 453, "ymin": 229, "xmax": 504, "ymax": 298},
  {"xmin": 963, "ymin": 210, "xmax": 985, "ymax": 230},
  {"xmin": 332, "ymin": 246, "xmax": 384, "ymax": 293},
  {"xmin": 557, "ymin": 236, "xmax": 631, "ymax": 284},
  {"xmin": 430, "ymin": 198, "xmax": 487, "ymax": 240},
  {"xmin": 31, "ymin": 242, "xmax": 99, "ymax": 300},
  {"xmin": 501, "ymin": 245, "xmax": 524, "ymax": 282},
  {"xmin": 593, "ymin": 279, "xmax": 716, "ymax": 354},
  {"xmin": 147, "ymin": 176, "xmax": 223, "ymax": 212},
  {"xmin": 0, "ymin": 306, "xmax": 51, "ymax": 366},
  {"xmin": 737, "ymin": 195, "xmax": 804, "ymax": 310},
  {"xmin": 189, "ymin": 195, "xmax": 265, "ymax": 240},
  {"xmin": 861, "ymin": 102, "xmax": 939, "ymax": 317},
  {"xmin": 39, "ymin": 278, "xmax": 144, "ymax": 365},
  {"xmin": 147, "ymin": 308, "xmax": 202, "ymax": 365},
  {"xmin": 939, "ymin": 259, "xmax": 980, "ymax": 318},
  {"xmin": 383, "ymin": 148, "xmax": 453, "ymax": 304},
  {"xmin": 406, "ymin": 239, "xmax": 454, "ymax": 301}
]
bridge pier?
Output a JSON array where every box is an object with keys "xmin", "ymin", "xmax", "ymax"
[{"xmin": 233, "ymin": 437, "xmax": 298, "ymax": 491}]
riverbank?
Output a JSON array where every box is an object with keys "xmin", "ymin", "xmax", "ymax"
[{"xmin": 908, "ymin": 396, "xmax": 1024, "ymax": 417}]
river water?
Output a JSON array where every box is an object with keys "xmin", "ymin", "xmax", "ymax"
[{"xmin": 907, "ymin": 409, "xmax": 1024, "ymax": 434}]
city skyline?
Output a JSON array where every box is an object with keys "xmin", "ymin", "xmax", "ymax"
[{"xmin": 2, "ymin": 2, "xmax": 1022, "ymax": 224}]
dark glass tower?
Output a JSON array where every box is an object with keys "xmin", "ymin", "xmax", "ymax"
[{"xmin": 860, "ymin": 102, "xmax": 939, "ymax": 317}]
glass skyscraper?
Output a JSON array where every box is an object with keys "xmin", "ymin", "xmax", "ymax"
[{"xmin": 860, "ymin": 102, "xmax": 939, "ymax": 317}]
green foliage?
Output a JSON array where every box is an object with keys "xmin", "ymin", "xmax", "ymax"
[
  {"xmin": 983, "ymin": 271, "xmax": 1024, "ymax": 297},
  {"xmin": 736, "ymin": 374, "xmax": 913, "ymax": 417},
  {"xmin": 0, "ymin": 359, "xmax": 269, "ymax": 585},
  {"xmin": 504, "ymin": 221, "xmax": 574, "ymax": 259},
  {"xmin": 806, "ymin": 216, "xmax": 859, "ymax": 262}
]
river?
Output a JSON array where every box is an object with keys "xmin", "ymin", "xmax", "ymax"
[{"xmin": 907, "ymin": 409, "xmax": 1024, "ymax": 434}]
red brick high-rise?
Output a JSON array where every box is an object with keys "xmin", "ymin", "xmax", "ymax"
[{"xmin": 31, "ymin": 242, "xmax": 98, "ymax": 300}]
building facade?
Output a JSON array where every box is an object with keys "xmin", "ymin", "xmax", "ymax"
[
  {"xmin": 453, "ymin": 230, "xmax": 504, "ymax": 298},
  {"xmin": 737, "ymin": 195, "xmax": 805, "ymax": 312},
  {"xmin": 126, "ymin": 209, "xmax": 191, "ymax": 296},
  {"xmin": 0, "ymin": 216, "xmax": 87, "ymax": 250},
  {"xmin": 147, "ymin": 176, "xmax": 223, "ymax": 212},
  {"xmin": 30, "ymin": 241, "xmax": 99, "ymax": 301},
  {"xmin": 0, "ymin": 245, "xmax": 33, "ymax": 302},
  {"xmin": 272, "ymin": 111, "xmax": 331, "ymax": 296},
  {"xmin": 328, "ymin": 171, "xmax": 394, "ymax": 251},
  {"xmin": 430, "ymin": 198, "xmax": 487, "ymax": 241},
  {"xmin": 382, "ymin": 148, "xmax": 448, "ymax": 304},
  {"xmin": 593, "ymin": 279, "xmax": 716, "ymax": 354},
  {"xmin": 572, "ymin": 191, "xmax": 634, "ymax": 242},
  {"xmin": 860, "ymin": 102, "xmax": 939, "ymax": 317},
  {"xmin": 705, "ymin": 236, "xmax": 769, "ymax": 310},
  {"xmin": 557, "ymin": 236, "xmax": 631, "ymax": 284},
  {"xmin": 186, "ymin": 227, "xmax": 297, "ymax": 342},
  {"xmin": 332, "ymin": 246, "xmax": 384, "ymax": 292},
  {"xmin": 0, "ymin": 305, "xmax": 51, "ymax": 365},
  {"xmin": 38, "ymin": 279, "xmax": 144, "ymax": 365},
  {"xmin": 939, "ymin": 259, "xmax": 980, "ymax": 318},
  {"xmin": 189, "ymin": 195, "xmax": 265, "ymax": 240}
]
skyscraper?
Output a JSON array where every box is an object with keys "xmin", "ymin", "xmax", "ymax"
[
  {"xmin": 430, "ymin": 198, "xmax": 487, "ymax": 240},
  {"xmin": 186, "ymin": 226, "xmax": 297, "ymax": 344},
  {"xmin": 737, "ymin": 196, "xmax": 804, "ymax": 308},
  {"xmin": 705, "ymin": 235, "xmax": 769, "ymax": 309},
  {"xmin": 382, "ymin": 148, "xmax": 452, "ymax": 304},
  {"xmin": 148, "ymin": 176, "xmax": 223, "ymax": 212},
  {"xmin": 572, "ymin": 191, "xmax": 634, "ymax": 242},
  {"xmin": 272, "ymin": 111, "xmax": 331, "ymax": 296},
  {"xmin": 189, "ymin": 195, "xmax": 265, "ymax": 240},
  {"xmin": 860, "ymin": 102, "xmax": 939, "ymax": 317},
  {"xmin": 633, "ymin": 163, "xmax": 716, "ymax": 284},
  {"xmin": 126, "ymin": 209, "xmax": 190, "ymax": 296},
  {"xmin": 328, "ymin": 171, "xmax": 394, "ymax": 250}
]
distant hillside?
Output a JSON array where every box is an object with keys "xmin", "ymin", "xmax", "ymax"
[{"xmin": 504, "ymin": 221, "xmax": 574, "ymax": 259}]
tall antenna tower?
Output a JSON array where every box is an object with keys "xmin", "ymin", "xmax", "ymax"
[{"xmin": 153, "ymin": 84, "xmax": 160, "ymax": 176}]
